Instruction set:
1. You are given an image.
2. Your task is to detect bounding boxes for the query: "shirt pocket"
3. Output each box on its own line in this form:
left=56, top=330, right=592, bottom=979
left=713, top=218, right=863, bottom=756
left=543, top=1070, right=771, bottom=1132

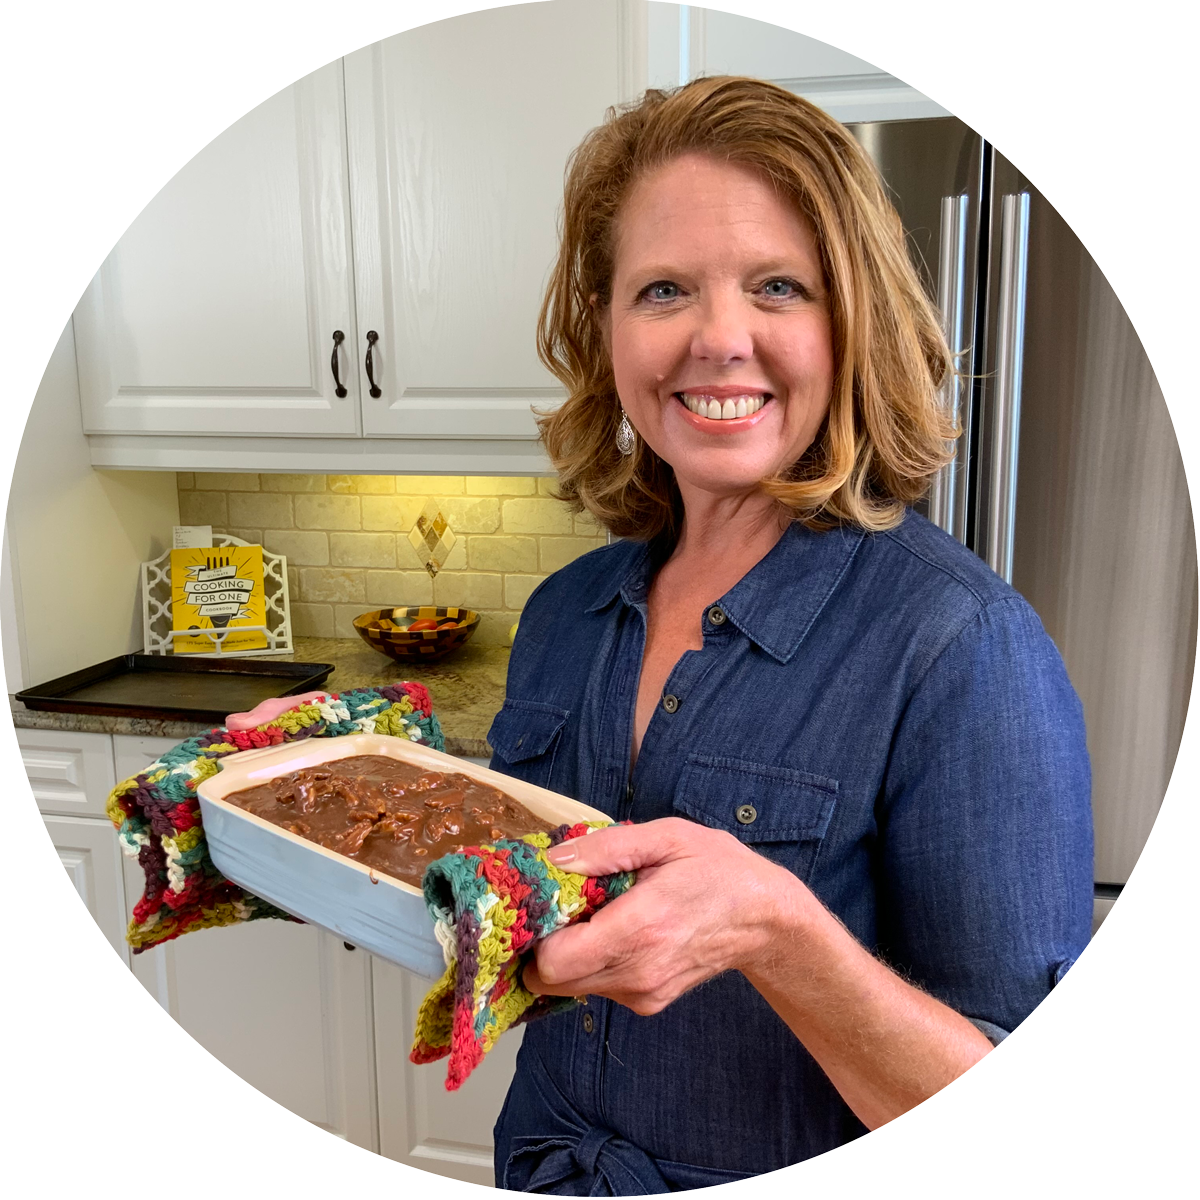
left=673, top=754, right=838, bottom=883
left=487, top=698, right=571, bottom=792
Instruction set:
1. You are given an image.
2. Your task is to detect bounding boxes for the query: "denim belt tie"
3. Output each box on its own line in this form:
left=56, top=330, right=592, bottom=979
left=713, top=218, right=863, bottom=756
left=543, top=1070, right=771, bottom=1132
left=503, top=1126, right=671, bottom=1195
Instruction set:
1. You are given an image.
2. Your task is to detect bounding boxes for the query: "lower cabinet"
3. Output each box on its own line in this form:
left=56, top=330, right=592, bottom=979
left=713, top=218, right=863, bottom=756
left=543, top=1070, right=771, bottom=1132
left=129, top=913, right=380, bottom=1148
left=21, top=727, right=519, bottom=1183
left=44, top=813, right=134, bottom=966
left=373, top=956, right=523, bottom=1185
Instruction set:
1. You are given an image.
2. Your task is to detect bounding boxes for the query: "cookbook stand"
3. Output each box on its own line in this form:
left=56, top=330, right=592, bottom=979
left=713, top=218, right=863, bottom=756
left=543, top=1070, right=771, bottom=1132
left=141, top=534, right=293, bottom=657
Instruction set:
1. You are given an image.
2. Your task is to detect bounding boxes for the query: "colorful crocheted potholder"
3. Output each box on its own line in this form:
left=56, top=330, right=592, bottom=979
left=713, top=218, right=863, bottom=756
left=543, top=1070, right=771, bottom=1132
left=106, top=683, right=443, bottom=952
left=410, top=821, right=635, bottom=1091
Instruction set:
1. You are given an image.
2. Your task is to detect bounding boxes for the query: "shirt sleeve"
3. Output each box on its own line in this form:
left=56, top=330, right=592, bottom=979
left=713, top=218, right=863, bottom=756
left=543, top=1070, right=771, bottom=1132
left=877, top=595, right=1094, bottom=1035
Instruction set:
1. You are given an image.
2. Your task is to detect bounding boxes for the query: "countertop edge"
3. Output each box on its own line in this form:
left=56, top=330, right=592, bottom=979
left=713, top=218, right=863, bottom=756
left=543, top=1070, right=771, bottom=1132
left=8, top=699, right=491, bottom=761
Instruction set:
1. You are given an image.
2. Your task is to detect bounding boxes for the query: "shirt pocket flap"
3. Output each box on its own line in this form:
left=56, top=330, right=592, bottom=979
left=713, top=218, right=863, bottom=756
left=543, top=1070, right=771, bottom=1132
left=488, top=699, right=570, bottom=764
left=674, top=754, right=838, bottom=843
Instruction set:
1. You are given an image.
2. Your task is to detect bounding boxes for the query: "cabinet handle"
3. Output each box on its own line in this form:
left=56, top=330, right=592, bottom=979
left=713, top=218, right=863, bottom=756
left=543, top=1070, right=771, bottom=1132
left=330, top=330, right=348, bottom=398
left=365, top=330, right=382, bottom=398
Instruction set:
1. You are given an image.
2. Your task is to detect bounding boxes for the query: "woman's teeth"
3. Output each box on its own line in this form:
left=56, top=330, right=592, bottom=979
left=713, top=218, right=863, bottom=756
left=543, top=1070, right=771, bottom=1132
left=681, top=394, right=766, bottom=420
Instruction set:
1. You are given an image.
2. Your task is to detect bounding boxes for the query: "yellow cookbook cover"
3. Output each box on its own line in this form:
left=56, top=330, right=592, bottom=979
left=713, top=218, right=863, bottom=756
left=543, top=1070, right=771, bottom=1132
left=170, top=545, right=268, bottom=654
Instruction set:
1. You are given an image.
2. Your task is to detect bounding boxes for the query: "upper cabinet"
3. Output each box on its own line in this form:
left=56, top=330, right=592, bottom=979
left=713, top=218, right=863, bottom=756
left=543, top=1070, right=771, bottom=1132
left=345, top=2, right=624, bottom=440
left=75, top=62, right=361, bottom=437
left=68, top=3, right=932, bottom=472
left=74, top=1, right=632, bottom=467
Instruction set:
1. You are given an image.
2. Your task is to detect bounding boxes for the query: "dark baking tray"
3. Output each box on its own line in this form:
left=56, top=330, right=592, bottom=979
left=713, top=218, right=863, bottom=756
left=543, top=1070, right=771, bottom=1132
left=15, top=655, right=336, bottom=724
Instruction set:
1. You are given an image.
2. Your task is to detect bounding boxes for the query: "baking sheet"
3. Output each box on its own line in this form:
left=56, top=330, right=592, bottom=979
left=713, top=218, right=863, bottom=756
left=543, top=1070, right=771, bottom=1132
left=15, top=654, right=336, bottom=723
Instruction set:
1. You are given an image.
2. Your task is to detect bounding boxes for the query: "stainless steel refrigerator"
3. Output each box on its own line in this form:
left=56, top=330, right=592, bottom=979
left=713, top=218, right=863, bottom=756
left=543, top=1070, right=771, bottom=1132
left=846, top=117, right=1197, bottom=927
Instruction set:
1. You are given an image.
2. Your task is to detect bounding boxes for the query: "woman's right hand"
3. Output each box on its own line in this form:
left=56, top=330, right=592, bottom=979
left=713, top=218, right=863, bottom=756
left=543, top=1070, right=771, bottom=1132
left=224, top=690, right=328, bottom=732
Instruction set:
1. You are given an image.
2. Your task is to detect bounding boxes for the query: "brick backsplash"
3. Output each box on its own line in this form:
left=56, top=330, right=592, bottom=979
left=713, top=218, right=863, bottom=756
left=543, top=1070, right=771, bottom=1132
left=176, top=474, right=606, bottom=646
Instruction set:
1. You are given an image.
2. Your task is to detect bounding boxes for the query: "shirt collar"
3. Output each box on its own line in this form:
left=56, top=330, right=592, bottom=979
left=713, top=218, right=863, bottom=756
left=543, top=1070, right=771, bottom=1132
left=584, top=522, right=867, bottom=664
left=584, top=538, right=655, bottom=614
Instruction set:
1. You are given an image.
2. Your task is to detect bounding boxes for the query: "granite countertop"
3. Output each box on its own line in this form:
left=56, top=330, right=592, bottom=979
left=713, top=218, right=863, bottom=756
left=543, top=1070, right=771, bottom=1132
left=8, top=637, right=509, bottom=759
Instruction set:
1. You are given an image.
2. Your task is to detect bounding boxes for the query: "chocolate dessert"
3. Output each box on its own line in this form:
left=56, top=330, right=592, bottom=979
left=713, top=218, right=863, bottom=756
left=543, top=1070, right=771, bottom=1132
left=224, top=755, right=548, bottom=887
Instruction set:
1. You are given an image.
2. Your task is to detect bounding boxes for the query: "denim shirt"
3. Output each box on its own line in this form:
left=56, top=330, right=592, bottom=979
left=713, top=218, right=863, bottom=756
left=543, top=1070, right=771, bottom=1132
left=488, top=511, right=1093, bottom=1187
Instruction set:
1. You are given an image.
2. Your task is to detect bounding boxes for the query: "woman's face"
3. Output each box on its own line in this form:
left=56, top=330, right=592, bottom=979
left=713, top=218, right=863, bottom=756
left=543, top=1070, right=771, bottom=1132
left=604, top=153, right=835, bottom=500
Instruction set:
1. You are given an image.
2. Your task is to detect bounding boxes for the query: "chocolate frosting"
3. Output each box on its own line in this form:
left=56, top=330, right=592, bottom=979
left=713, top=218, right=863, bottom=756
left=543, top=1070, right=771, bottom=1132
left=225, top=755, right=547, bottom=887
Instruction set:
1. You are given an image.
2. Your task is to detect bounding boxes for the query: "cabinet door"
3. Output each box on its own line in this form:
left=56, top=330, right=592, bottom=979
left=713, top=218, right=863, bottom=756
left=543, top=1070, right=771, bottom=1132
left=44, top=814, right=132, bottom=967
left=18, top=727, right=117, bottom=818
left=126, top=904, right=380, bottom=1151
left=114, top=736, right=379, bottom=1150
left=74, top=61, right=361, bottom=437
left=344, top=1, right=626, bottom=439
left=372, top=956, right=522, bottom=1186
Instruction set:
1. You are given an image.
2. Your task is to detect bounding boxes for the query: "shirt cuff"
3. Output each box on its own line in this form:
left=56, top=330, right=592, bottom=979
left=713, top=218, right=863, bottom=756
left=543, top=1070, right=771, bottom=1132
left=966, top=1017, right=1010, bottom=1046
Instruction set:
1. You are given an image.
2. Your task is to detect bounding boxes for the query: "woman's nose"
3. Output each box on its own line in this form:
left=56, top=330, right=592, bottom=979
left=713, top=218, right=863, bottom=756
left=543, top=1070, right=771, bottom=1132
left=690, top=292, right=754, bottom=364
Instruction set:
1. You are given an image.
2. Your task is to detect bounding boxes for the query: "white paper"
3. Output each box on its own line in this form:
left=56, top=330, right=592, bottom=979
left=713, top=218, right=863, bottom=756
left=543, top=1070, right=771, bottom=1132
left=173, top=524, right=213, bottom=548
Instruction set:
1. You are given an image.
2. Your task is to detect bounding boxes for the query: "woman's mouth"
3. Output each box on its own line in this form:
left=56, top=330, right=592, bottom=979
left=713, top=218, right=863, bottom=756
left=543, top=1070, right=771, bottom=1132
left=676, top=392, right=771, bottom=421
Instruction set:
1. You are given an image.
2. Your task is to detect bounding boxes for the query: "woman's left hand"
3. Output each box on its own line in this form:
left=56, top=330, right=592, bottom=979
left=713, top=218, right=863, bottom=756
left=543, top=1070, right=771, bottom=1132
left=224, top=690, right=329, bottom=732
left=524, top=817, right=799, bottom=1014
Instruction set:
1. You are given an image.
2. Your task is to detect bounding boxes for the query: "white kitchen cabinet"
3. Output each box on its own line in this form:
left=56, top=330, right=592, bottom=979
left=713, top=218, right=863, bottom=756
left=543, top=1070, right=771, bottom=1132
left=344, top=0, right=625, bottom=440
left=74, top=60, right=361, bottom=438
left=21, top=722, right=519, bottom=1179
left=131, top=917, right=381, bottom=1150
left=18, top=727, right=117, bottom=818
left=373, top=956, right=522, bottom=1185
left=77, top=2, right=634, bottom=471
left=44, top=814, right=133, bottom=966
left=20, top=726, right=131, bottom=963
left=113, top=735, right=381, bottom=1149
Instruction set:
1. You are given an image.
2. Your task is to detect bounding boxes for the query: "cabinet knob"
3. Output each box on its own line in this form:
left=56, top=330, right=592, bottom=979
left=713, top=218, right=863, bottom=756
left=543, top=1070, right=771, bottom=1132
left=330, top=330, right=348, bottom=398
left=365, top=330, right=382, bottom=399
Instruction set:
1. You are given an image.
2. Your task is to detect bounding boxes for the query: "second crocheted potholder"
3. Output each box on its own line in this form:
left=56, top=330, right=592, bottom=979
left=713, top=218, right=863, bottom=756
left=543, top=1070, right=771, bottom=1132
left=410, top=821, right=635, bottom=1091
left=106, top=683, right=443, bottom=952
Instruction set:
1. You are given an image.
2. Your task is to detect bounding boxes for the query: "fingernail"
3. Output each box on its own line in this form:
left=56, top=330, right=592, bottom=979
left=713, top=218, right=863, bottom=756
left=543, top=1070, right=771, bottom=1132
left=547, top=844, right=577, bottom=865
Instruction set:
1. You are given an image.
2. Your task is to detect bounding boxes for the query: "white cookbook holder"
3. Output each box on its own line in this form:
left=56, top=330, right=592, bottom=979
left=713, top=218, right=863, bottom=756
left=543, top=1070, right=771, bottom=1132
left=196, top=733, right=607, bottom=978
left=141, top=533, right=293, bottom=657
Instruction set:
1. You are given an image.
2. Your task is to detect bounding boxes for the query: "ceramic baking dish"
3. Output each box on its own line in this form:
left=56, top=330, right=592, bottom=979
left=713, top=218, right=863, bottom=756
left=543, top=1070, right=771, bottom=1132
left=196, top=733, right=607, bottom=978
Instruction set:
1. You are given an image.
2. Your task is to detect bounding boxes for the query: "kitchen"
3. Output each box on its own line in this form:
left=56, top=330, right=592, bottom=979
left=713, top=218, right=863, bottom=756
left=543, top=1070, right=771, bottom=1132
left=5, top=1, right=1195, bottom=1188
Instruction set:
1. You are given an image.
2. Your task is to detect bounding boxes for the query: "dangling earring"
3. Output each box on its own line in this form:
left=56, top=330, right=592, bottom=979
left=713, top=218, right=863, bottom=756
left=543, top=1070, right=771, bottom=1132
left=616, top=410, right=636, bottom=456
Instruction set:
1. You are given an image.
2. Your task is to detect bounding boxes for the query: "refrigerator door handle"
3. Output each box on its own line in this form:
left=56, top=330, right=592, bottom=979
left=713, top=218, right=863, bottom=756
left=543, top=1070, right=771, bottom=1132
left=929, top=193, right=971, bottom=542
left=985, top=192, right=1031, bottom=583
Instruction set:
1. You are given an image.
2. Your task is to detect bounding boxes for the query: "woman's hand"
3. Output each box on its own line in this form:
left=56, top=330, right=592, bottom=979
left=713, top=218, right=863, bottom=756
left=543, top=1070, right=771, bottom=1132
left=524, top=817, right=798, bottom=1014
left=224, top=690, right=329, bottom=732
left=528, top=814, right=993, bottom=1130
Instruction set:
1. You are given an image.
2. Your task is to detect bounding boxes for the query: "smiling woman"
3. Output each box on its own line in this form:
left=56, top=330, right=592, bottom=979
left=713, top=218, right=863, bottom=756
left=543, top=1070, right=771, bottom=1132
left=606, top=153, right=836, bottom=498
left=538, top=77, right=956, bottom=540
left=486, top=76, right=1093, bottom=1193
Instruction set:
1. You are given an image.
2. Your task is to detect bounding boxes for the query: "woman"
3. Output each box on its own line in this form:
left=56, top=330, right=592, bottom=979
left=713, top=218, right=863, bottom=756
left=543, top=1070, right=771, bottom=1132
left=485, top=77, right=1093, bottom=1193
left=232, top=71, right=1089, bottom=1191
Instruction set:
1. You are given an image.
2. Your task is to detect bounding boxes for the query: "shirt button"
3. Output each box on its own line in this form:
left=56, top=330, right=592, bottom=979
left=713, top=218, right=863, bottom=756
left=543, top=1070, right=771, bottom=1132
left=583, top=1012, right=595, bottom=1033
left=707, top=606, right=727, bottom=625
left=662, top=694, right=680, bottom=714
left=735, top=804, right=757, bottom=825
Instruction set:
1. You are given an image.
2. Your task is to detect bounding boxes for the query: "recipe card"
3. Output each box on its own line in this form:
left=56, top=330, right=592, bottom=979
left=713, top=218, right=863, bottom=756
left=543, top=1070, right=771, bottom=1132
left=170, top=544, right=268, bottom=654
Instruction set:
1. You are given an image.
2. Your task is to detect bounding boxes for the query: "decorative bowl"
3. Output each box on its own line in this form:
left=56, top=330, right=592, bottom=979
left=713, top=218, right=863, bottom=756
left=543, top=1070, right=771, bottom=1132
left=196, top=733, right=608, bottom=977
left=352, top=605, right=479, bottom=663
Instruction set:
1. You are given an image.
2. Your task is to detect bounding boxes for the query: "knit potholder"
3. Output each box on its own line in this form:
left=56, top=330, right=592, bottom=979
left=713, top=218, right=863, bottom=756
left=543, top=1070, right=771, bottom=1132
left=105, top=683, right=443, bottom=952
left=410, top=821, right=635, bottom=1091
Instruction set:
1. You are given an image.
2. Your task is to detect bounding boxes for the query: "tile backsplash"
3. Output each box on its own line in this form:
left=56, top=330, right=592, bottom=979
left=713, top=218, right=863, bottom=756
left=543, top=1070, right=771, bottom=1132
left=176, top=474, right=606, bottom=645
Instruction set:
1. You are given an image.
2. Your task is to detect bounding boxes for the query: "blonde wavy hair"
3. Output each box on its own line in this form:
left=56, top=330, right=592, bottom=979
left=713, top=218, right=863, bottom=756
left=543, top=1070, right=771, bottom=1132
left=536, top=76, right=957, bottom=540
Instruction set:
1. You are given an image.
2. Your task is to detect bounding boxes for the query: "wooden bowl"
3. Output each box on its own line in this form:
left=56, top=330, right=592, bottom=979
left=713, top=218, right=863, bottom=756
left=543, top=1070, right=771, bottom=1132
left=352, top=606, right=480, bottom=663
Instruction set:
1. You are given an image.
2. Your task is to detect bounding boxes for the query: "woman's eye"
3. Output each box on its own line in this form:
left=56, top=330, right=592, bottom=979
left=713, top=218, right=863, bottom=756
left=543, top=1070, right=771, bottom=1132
left=642, top=281, right=681, bottom=303
left=760, top=278, right=802, bottom=299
